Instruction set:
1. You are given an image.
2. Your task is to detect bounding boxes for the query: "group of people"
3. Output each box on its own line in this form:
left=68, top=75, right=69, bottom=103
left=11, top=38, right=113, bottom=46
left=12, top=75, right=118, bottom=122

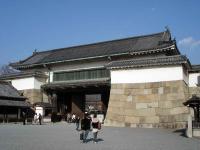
left=79, top=112, right=101, bottom=143
left=33, top=113, right=42, bottom=125
left=21, top=111, right=42, bottom=125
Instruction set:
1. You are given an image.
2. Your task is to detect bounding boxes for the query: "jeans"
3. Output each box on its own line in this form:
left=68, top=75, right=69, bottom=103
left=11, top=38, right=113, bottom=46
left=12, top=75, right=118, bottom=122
left=93, top=131, right=98, bottom=142
left=76, top=123, right=79, bottom=130
left=83, top=130, right=89, bottom=142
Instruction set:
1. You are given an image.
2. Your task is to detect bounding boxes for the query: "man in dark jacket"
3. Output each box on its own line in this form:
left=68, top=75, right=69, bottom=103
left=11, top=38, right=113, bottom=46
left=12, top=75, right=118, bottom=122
left=81, top=113, right=91, bottom=143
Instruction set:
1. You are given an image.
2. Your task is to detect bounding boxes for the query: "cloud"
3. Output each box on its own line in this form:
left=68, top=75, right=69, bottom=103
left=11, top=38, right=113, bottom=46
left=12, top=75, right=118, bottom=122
left=178, top=37, right=200, bottom=49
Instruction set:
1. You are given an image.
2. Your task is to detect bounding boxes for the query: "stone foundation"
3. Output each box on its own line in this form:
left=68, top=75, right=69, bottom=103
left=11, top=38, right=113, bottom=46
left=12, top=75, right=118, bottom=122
left=105, top=80, right=190, bottom=128
left=21, top=89, right=43, bottom=104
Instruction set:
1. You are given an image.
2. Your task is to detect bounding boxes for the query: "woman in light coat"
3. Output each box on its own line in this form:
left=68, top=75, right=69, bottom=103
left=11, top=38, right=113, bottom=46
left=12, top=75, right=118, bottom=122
left=91, top=114, right=101, bottom=143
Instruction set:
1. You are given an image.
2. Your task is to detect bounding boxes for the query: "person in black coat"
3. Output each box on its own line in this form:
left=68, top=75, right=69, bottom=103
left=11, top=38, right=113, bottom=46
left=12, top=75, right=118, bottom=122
left=38, top=113, right=42, bottom=125
left=75, top=116, right=80, bottom=130
left=81, top=113, right=91, bottom=143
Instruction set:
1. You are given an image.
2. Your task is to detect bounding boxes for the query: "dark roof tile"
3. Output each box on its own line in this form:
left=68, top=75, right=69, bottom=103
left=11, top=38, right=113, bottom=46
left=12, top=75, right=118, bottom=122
left=106, top=55, right=190, bottom=69
left=11, top=30, right=179, bottom=69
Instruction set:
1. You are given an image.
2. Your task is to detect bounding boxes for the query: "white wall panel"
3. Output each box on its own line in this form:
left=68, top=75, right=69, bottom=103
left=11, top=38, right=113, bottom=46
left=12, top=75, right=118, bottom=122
left=111, top=66, right=185, bottom=84
left=189, top=73, right=200, bottom=87
left=12, top=77, right=35, bottom=90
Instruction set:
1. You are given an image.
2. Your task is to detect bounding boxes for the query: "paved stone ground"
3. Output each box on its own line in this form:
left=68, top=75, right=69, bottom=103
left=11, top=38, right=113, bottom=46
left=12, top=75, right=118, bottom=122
left=0, top=122, right=199, bottom=150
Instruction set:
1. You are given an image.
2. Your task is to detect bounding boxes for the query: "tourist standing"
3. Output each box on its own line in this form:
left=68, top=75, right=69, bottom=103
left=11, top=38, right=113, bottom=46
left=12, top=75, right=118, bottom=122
left=92, top=114, right=101, bottom=143
left=80, top=113, right=91, bottom=143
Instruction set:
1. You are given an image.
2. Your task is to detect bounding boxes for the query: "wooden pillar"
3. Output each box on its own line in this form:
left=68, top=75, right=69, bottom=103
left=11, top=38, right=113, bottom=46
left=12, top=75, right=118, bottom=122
left=197, top=105, right=200, bottom=122
left=3, top=107, right=5, bottom=123
left=52, top=93, right=57, bottom=113
left=17, top=108, right=21, bottom=120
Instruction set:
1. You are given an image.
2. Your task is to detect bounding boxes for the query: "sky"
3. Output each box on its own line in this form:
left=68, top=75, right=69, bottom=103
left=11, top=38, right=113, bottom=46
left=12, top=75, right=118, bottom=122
left=0, top=0, right=200, bottom=66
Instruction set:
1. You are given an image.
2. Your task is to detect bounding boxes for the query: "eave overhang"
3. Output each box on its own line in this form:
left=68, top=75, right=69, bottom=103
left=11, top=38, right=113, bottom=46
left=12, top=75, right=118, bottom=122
left=106, top=55, right=191, bottom=70
left=11, top=44, right=178, bottom=70
left=41, top=78, right=110, bottom=91
left=0, top=71, right=47, bottom=80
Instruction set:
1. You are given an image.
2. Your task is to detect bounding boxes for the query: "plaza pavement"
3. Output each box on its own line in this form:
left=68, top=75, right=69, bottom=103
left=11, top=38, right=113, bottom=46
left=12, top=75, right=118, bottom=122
left=0, top=122, right=199, bottom=150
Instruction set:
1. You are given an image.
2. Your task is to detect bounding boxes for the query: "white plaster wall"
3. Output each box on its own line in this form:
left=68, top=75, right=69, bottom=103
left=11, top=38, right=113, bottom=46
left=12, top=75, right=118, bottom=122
left=11, top=77, right=45, bottom=90
left=189, top=73, right=200, bottom=87
left=34, top=78, right=46, bottom=89
left=11, top=77, right=35, bottom=90
left=111, top=66, right=186, bottom=84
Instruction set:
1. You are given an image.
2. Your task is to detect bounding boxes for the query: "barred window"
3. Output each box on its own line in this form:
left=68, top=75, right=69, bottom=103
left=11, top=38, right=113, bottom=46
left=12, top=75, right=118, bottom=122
left=53, top=68, right=110, bottom=82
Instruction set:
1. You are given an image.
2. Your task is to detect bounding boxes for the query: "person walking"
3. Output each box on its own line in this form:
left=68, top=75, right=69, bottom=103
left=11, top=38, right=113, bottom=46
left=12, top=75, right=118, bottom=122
left=91, top=114, right=101, bottom=143
left=75, top=116, right=80, bottom=130
left=38, top=113, right=42, bottom=125
left=80, top=113, right=91, bottom=143
left=22, top=111, right=26, bottom=125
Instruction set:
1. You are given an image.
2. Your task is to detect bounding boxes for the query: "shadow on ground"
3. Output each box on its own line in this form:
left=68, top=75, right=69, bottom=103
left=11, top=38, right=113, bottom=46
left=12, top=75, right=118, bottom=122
left=173, top=129, right=187, bottom=138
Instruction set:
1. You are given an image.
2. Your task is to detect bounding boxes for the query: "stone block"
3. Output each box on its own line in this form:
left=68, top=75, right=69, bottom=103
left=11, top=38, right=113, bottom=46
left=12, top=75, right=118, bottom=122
left=136, top=103, right=148, bottom=109
left=124, top=109, right=136, bottom=116
left=110, top=89, right=124, bottom=95
left=158, top=87, right=164, bottom=94
left=159, top=101, right=172, bottom=108
left=159, top=115, right=174, bottom=123
left=156, top=108, right=171, bottom=116
left=164, top=87, right=171, bottom=94
left=135, top=94, right=159, bottom=103
left=135, top=108, right=156, bottom=117
left=140, top=116, right=159, bottom=123
left=150, top=82, right=160, bottom=88
left=136, top=102, right=158, bottom=109
left=126, top=96, right=132, bottom=102
left=108, top=101, right=125, bottom=107
left=124, top=102, right=135, bottom=109
left=143, top=89, right=152, bottom=95
left=148, top=102, right=158, bottom=108
left=173, top=114, right=188, bottom=122
left=172, top=87, right=178, bottom=93
left=152, top=88, right=158, bottom=94
left=170, top=107, right=189, bottom=115
left=125, top=116, right=140, bottom=123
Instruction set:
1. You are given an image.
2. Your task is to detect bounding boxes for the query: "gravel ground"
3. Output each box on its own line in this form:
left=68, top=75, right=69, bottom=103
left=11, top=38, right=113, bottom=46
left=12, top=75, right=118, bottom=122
left=0, top=122, right=199, bottom=150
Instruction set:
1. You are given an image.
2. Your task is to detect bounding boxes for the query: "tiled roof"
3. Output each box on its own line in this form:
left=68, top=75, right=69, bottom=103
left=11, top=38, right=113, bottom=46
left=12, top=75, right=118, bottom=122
left=0, top=81, right=26, bottom=99
left=0, top=81, right=30, bottom=107
left=0, top=71, right=47, bottom=80
left=0, top=99, right=30, bottom=107
left=106, top=55, right=191, bottom=69
left=190, top=65, right=200, bottom=72
left=10, top=30, right=179, bottom=69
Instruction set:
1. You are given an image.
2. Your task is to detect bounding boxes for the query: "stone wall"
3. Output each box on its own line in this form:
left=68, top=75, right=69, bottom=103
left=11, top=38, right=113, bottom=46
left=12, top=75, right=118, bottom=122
left=21, top=89, right=43, bottom=104
left=105, top=80, right=190, bottom=128
left=189, top=87, right=200, bottom=97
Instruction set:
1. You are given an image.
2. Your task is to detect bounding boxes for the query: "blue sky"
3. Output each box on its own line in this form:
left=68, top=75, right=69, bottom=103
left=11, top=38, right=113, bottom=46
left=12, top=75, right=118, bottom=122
left=0, top=0, right=200, bottom=66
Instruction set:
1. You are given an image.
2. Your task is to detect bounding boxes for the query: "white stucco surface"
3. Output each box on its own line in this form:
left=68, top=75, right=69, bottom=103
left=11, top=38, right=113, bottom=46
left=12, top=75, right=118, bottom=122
left=11, top=77, right=45, bottom=90
left=189, top=73, right=200, bottom=87
left=111, top=66, right=186, bottom=84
